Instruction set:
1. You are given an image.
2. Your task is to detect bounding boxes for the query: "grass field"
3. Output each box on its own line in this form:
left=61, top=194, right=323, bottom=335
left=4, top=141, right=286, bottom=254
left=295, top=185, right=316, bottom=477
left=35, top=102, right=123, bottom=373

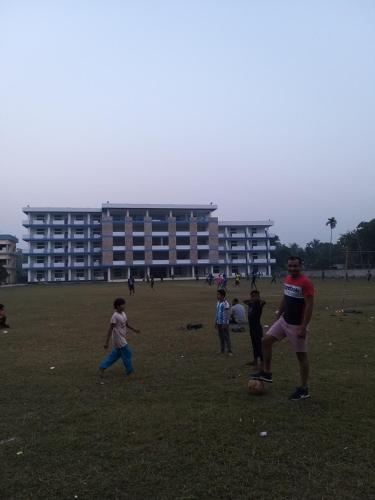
left=1, top=278, right=374, bottom=500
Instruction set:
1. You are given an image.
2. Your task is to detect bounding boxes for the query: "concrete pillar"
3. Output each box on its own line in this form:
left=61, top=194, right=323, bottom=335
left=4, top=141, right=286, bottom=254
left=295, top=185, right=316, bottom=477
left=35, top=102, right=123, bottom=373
left=192, top=265, right=195, bottom=278
left=107, top=268, right=111, bottom=281
left=68, top=269, right=72, bottom=281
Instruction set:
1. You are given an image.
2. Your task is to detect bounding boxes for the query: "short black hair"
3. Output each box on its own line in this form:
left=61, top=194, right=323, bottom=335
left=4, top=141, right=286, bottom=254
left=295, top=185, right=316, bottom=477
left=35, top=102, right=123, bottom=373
left=0, top=304, right=4, bottom=309
left=232, top=298, right=239, bottom=304
left=113, top=298, right=126, bottom=308
left=217, top=289, right=226, bottom=298
left=288, top=255, right=302, bottom=264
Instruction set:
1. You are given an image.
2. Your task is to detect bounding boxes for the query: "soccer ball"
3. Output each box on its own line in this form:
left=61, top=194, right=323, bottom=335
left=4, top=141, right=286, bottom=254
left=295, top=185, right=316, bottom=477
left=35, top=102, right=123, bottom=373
left=248, top=379, right=265, bottom=395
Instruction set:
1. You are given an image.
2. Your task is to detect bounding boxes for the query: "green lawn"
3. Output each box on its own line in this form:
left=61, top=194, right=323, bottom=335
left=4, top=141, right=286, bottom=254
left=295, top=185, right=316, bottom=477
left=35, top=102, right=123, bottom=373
left=0, top=279, right=374, bottom=499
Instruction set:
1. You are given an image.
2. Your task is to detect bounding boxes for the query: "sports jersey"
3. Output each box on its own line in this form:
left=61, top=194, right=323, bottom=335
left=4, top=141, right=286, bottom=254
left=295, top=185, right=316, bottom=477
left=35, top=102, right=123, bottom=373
left=283, top=274, right=314, bottom=325
left=216, top=300, right=230, bottom=325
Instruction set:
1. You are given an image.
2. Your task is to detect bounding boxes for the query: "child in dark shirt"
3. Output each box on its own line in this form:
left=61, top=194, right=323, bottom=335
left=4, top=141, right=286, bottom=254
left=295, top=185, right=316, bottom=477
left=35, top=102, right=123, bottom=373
left=243, top=290, right=265, bottom=366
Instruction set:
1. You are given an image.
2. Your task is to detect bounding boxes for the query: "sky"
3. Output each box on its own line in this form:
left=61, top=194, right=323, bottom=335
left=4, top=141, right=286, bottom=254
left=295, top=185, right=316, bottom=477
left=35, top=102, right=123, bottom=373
left=1, top=0, right=375, bottom=248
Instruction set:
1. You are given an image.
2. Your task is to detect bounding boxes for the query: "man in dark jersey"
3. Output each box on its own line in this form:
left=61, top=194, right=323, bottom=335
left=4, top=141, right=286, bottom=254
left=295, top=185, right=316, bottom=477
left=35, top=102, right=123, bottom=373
left=250, top=256, right=314, bottom=400
left=243, top=290, right=265, bottom=366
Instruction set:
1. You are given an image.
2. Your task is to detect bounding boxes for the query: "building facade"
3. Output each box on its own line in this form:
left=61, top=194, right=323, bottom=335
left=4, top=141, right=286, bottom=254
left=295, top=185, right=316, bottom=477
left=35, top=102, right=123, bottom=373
left=0, top=234, right=18, bottom=284
left=22, top=204, right=275, bottom=282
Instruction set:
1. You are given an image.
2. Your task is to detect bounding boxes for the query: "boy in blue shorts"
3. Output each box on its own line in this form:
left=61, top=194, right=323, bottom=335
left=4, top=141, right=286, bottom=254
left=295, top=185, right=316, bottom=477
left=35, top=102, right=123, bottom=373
left=99, top=298, right=141, bottom=380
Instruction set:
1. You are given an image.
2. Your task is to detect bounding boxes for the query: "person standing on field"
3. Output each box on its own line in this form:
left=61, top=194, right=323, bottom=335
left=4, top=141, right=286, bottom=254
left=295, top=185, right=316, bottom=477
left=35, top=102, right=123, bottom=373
left=99, top=298, right=141, bottom=380
left=250, top=256, right=314, bottom=400
left=215, top=289, right=233, bottom=355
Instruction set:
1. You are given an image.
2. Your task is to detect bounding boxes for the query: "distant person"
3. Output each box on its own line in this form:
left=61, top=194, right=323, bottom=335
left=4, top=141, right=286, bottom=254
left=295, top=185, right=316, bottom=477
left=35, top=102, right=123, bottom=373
left=146, top=274, right=150, bottom=283
left=250, top=256, right=314, bottom=401
left=367, top=270, right=372, bottom=282
left=160, top=276, right=164, bottom=283
left=270, top=272, right=277, bottom=284
left=208, top=273, right=213, bottom=286
left=230, top=298, right=246, bottom=332
left=0, top=304, right=10, bottom=329
left=321, top=270, right=325, bottom=280
left=251, top=271, right=257, bottom=290
left=215, top=289, right=232, bottom=355
left=230, top=298, right=246, bottom=324
left=150, top=276, right=155, bottom=290
left=243, top=291, right=265, bottom=367
left=127, top=276, right=135, bottom=295
left=222, top=273, right=227, bottom=289
left=99, top=298, right=141, bottom=380
left=235, top=273, right=240, bottom=287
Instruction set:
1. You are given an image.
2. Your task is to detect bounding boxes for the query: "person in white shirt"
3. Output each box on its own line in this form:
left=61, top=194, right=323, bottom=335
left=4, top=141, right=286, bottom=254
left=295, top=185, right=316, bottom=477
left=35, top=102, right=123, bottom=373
left=99, top=297, right=141, bottom=380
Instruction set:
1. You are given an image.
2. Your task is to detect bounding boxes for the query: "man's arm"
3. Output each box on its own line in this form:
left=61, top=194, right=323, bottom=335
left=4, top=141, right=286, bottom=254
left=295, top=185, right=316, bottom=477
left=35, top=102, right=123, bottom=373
left=104, top=324, right=114, bottom=349
left=126, top=321, right=141, bottom=333
left=276, top=297, right=285, bottom=319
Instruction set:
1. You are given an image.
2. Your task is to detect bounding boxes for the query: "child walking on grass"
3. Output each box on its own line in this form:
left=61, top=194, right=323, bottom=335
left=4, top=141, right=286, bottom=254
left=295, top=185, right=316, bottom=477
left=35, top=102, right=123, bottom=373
left=99, top=298, right=141, bottom=380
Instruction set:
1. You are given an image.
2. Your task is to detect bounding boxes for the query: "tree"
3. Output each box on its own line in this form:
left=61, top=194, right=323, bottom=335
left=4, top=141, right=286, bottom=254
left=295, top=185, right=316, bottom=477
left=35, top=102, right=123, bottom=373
left=326, top=217, right=337, bottom=268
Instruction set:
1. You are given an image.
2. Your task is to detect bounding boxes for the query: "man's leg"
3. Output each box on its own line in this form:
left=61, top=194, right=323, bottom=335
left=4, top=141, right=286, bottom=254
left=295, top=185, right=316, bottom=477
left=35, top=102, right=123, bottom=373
left=120, top=345, right=134, bottom=375
left=217, top=326, right=225, bottom=353
left=223, top=326, right=232, bottom=353
left=262, top=335, right=278, bottom=373
left=296, top=352, right=309, bottom=387
left=99, top=348, right=121, bottom=377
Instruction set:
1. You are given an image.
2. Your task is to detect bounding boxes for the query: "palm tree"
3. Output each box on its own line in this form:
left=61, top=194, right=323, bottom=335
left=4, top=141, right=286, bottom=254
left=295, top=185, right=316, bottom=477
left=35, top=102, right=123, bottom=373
left=326, top=217, right=337, bottom=268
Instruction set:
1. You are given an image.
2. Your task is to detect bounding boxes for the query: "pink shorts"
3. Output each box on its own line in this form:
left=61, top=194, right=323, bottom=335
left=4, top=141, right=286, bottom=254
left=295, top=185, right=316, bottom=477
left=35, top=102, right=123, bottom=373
left=266, top=316, right=307, bottom=353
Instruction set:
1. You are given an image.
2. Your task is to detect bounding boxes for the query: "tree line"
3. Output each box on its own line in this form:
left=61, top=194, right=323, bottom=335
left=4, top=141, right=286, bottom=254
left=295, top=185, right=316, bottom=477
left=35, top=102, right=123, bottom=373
left=273, top=218, right=375, bottom=270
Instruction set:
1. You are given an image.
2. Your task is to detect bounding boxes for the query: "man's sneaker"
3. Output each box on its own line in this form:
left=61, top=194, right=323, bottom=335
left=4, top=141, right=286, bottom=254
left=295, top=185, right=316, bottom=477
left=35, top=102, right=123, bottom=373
left=250, top=370, right=273, bottom=383
left=289, top=386, right=310, bottom=400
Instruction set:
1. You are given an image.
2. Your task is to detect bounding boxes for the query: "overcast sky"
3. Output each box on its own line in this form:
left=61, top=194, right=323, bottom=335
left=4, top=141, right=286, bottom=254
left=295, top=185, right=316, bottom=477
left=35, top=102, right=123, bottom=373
left=1, top=0, right=374, bottom=247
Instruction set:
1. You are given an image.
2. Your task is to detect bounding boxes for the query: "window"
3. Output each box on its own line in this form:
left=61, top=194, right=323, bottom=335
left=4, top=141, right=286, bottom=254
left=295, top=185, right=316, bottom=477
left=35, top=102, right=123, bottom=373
left=198, top=250, right=209, bottom=260
left=36, top=271, right=45, bottom=280
left=176, top=237, right=190, bottom=246
left=76, top=271, right=85, bottom=278
left=75, top=215, right=84, bottom=222
left=75, top=243, right=84, bottom=249
left=93, top=215, right=101, bottom=223
left=36, top=256, right=45, bottom=264
left=213, top=266, right=220, bottom=274
left=36, top=215, right=45, bottom=222
left=55, top=271, right=63, bottom=279
left=76, top=256, right=84, bottom=263
left=53, top=215, right=63, bottom=221
left=197, top=236, right=208, bottom=245
left=54, top=242, right=63, bottom=249
left=113, top=223, right=124, bottom=232
left=252, top=242, right=258, bottom=247
left=94, top=270, right=102, bottom=277
left=113, top=237, right=125, bottom=246
left=231, top=254, right=238, bottom=260
left=93, top=243, right=101, bottom=249
left=133, top=237, right=144, bottom=246
left=133, top=251, right=145, bottom=261
left=36, top=229, right=45, bottom=235
left=252, top=254, right=258, bottom=260
left=75, top=229, right=84, bottom=235
left=152, top=251, right=168, bottom=260
left=197, top=223, right=207, bottom=232
left=54, top=229, right=63, bottom=235
left=231, top=242, right=238, bottom=248
left=93, top=230, right=101, bottom=237
left=36, top=243, right=45, bottom=249
left=177, top=250, right=190, bottom=260
left=54, top=256, right=63, bottom=263
left=113, top=252, right=125, bottom=261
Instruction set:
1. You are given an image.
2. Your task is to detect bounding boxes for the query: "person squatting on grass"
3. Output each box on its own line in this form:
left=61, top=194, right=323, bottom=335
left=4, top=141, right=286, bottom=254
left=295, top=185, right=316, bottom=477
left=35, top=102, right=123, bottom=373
left=0, top=304, right=10, bottom=329
left=99, top=298, right=141, bottom=380
left=243, top=290, right=266, bottom=367
left=250, top=256, right=314, bottom=401
left=215, top=289, right=233, bottom=355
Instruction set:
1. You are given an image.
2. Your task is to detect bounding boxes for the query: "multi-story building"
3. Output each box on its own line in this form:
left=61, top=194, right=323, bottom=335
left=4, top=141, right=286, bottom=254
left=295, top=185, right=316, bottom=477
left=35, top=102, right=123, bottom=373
left=22, top=204, right=275, bottom=282
left=0, top=234, right=18, bottom=284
